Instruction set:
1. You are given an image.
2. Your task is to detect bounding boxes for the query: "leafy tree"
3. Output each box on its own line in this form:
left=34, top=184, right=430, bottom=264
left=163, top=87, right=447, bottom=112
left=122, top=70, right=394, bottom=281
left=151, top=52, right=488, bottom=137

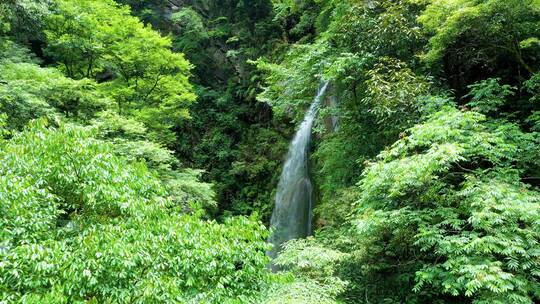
left=44, top=0, right=196, bottom=146
left=255, top=40, right=327, bottom=119
left=525, top=73, right=540, bottom=131
left=0, top=59, right=106, bottom=130
left=351, top=106, right=540, bottom=303
left=0, top=0, right=51, bottom=43
left=0, top=4, right=11, bottom=35
left=0, top=122, right=271, bottom=303
left=464, top=78, right=516, bottom=114
left=419, top=0, right=540, bottom=93
left=260, top=238, right=348, bottom=304
left=362, top=57, right=431, bottom=132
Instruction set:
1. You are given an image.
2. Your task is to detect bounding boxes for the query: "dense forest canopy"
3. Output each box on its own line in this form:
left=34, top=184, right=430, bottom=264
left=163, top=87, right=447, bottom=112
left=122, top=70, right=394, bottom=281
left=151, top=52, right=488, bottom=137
left=0, top=0, right=539, bottom=303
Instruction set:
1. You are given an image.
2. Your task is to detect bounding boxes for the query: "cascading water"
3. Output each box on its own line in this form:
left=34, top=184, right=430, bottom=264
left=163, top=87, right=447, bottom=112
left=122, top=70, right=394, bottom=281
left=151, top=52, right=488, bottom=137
left=267, top=82, right=329, bottom=261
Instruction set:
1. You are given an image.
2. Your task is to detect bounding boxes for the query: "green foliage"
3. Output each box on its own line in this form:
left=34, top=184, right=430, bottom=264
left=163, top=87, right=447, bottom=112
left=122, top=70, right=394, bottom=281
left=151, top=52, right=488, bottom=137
left=0, top=40, right=36, bottom=64
left=465, top=78, right=516, bottom=114
left=257, top=0, right=438, bottom=231
left=171, top=7, right=209, bottom=55
left=44, top=0, right=195, bottom=146
left=0, top=0, right=51, bottom=42
left=525, top=73, right=540, bottom=130
left=0, top=3, right=282, bottom=302
left=0, top=4, right=11, bottom=35
left=352, top=107, right=540, bottom=303
left=174, top=87, right=284, bottom=219
left=270, top=0, right=328, bottom=41
left=0, top=61, right=55, bottom=129
left=90, top=110, right=219, bottom=213
left=275, top=238, right=348, bottom=280
left=255, top=40, right=328, bottom=119
left=311, top=97, right=395, bottom=211
left=0, top=122, right=271, bottom=303
left=227, top=126, right=290, bottom=220
left=261, top=278, right=345, bottom=304
left=362, top=57, right=430, bottom=130
left=260, top=238, right=348, bottom=304
left=164, top=169, right=218, bottom=213
left=419, top=0, right=540, bottom=77
left=325, top=0, right=426, bottom=61
left=0, top=59, right=106, bottom=130
left=525, top=72, right=540, bottom=106
left=414, top=175, right=540, bottom=303
left=91, top=111, right=178, bottom=169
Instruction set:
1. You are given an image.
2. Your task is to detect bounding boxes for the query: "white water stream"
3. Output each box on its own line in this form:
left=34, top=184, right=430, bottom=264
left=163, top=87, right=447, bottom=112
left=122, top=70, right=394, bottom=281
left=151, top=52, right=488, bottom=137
left=268, top=82, right=329, bottom=260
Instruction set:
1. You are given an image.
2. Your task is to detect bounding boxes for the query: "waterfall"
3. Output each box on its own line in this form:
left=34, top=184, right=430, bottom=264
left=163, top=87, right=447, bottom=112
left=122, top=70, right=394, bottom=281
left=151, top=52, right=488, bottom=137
left=267, top=82, right=329, bottom=261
